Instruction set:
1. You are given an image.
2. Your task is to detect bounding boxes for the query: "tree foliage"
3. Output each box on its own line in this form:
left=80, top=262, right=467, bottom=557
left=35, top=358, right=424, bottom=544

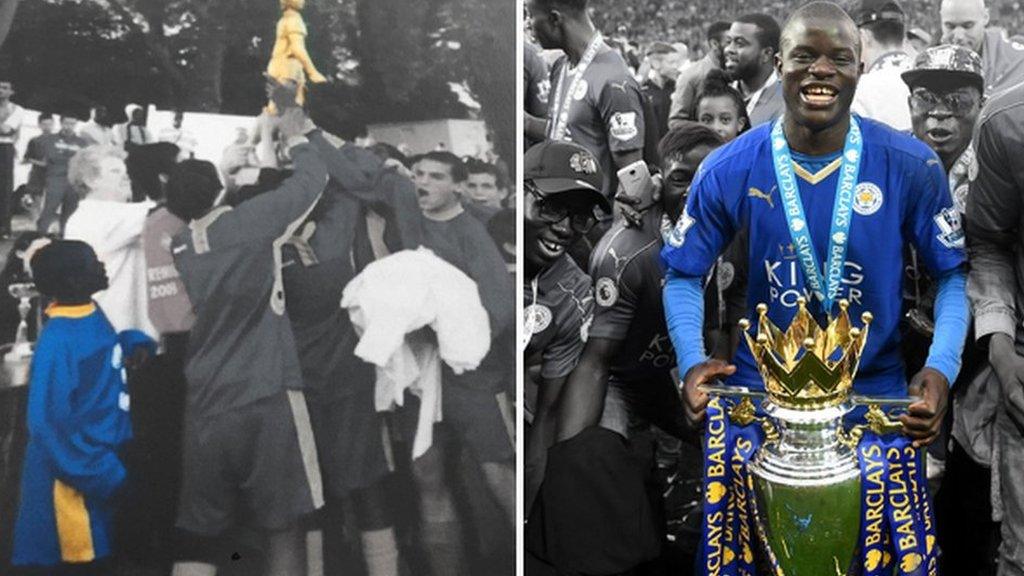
left=0, top=0, right=513, bottom=160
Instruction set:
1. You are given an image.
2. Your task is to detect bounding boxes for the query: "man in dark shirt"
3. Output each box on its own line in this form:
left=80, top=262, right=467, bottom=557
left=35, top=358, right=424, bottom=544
left=522, top=140, right=608, bottom=513
left=36, top=113, right=87, bottom=234
left=570, top=122, right=738, bottom=448
left=170, top=107, right=328, bottom=576
left=641, top=42, right=683, bottom=142
left=23, top=113, right=55, bottom=210
left=408, top=151, right=516, bottom=572
left=527, top=0, right=648, bottom=205
left=965, top=78, right=1024, bottom=576
left=525, top=41, right=551, bottom=150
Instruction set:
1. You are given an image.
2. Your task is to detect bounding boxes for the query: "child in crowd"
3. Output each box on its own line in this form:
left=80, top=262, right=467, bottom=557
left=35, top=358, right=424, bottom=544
left=11, top=240, right=149, bottom=575
left=693, top=68, right=750, bottom=143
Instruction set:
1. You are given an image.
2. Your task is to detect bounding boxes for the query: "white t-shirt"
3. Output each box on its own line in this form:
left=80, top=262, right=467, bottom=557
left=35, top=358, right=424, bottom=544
left=65, top=198, right=158, bottom=339
left=852, top=51, right=913, bottom=132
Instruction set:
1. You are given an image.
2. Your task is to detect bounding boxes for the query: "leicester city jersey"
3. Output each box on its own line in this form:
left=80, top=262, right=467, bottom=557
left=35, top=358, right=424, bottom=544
left=661, top=116, right=966, bottom=398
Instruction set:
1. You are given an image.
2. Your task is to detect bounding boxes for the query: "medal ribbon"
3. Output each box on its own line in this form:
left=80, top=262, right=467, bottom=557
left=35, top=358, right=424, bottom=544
left=548, top=33, right=604, bottom=141
left=769, top=117, right=863, bottom=316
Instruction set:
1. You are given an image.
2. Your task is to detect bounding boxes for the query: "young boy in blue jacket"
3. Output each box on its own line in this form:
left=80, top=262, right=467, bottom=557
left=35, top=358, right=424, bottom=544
left=12, top=240, right=151, bottom=574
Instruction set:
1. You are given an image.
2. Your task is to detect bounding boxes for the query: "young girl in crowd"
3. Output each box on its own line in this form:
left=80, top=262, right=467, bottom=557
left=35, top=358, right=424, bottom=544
left=693, top=68, right=750, bottom=143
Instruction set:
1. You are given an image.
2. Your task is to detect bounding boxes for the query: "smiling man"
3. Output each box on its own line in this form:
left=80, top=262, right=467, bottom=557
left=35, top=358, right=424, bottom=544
left=522, top=140, right=608, bottom=512
left=662, top=1, right=969, bottom=449
left=723, top=13, right=785, bottom=128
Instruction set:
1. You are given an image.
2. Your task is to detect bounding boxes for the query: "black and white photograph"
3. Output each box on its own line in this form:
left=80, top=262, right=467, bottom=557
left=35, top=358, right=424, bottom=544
left=0, top=1, right=516, bottom=575
left=523, top=0, right=1024, bottom=574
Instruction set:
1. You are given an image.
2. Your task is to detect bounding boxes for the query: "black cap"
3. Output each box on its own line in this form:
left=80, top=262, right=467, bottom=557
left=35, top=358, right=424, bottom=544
left=854, top=0, right=904, bottom=26
left=30, top=240, right=108, bottom=303
left=524, top=140, right=610, bottom=213
left=901, top=44, right=984, bottom=93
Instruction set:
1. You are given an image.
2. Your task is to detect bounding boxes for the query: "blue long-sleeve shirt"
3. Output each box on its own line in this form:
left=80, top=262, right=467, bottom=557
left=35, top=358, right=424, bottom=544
left=13, top=303, right=136, bottom=566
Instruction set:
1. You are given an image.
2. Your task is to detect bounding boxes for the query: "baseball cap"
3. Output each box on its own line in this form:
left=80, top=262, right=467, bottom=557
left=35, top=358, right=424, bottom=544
left=854, top=0, right=904, bottom=26
left=901, top=44, right=984, bottom=92
left=524, top=140, right=610, bottom=213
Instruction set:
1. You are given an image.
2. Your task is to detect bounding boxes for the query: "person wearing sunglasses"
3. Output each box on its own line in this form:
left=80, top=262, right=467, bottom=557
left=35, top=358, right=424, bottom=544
left=523, top=139, right=608, bottom=519
left=902, top=44, right=999, bottom=576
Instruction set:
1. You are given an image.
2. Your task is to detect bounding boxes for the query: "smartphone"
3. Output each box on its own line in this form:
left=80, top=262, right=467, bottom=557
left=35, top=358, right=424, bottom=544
left=617, top=160, right=656, bottom=205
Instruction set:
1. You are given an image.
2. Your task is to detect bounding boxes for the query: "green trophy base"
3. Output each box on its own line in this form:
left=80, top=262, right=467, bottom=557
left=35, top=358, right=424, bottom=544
left=754, top=475, right=862, bottom=575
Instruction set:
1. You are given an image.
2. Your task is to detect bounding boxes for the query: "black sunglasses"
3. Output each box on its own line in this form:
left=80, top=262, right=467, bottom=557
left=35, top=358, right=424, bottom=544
left=526, top=182, right=600, bottom=234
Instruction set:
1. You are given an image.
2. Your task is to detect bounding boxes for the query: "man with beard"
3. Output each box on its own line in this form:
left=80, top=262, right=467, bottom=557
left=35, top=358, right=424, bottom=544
left=526, top=0, right=648, bottom=207
left=522, top=140, right=607, bottom=514
left=663, top=2, right=968, bottom=452
left=941, top=0, right=1024, bottom=95
left=902, top=44, right=997, bottom=576
left=670, top=21, right=731, bottom=126
left=723, top=14, right=785, bottom=128
left=964, top=69, right=1024, bottom=576
left=852, top=0, right=914, bottom=131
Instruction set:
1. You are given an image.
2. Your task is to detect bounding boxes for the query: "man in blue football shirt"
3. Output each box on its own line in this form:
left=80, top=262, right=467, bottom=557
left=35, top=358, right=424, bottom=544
left=662, top=1, right=969, bottom=447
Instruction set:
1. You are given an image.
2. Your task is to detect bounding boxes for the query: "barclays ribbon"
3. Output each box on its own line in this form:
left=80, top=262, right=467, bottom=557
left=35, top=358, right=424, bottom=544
left=700, top=396, right=764, bottom=576
left=858, top=434, right=892, bottom=576
left=903, top=444, right=938, bottom=575
left=769, top=117, right=863, bottom=316
left=702, top=396, right=732, bottom=575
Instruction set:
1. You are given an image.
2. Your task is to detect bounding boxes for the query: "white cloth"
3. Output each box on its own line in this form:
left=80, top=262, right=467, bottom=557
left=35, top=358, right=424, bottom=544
left=851, top=51, right=913, bottom=132
left=65, top=199, right=158, bottom=339
left=341, top=247, right=491, bottom=458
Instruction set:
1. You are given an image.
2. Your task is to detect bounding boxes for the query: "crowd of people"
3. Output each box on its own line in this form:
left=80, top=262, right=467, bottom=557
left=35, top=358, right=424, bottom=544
left=586, top=0, right=1024, bottom=54
left=0, top=76, right=515, bottom=576
left=524, top=0, right=1024, bottom=574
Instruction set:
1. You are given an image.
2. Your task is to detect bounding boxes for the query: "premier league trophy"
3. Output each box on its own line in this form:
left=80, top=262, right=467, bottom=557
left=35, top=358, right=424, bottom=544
left=701, top=298, right=926, bottom=575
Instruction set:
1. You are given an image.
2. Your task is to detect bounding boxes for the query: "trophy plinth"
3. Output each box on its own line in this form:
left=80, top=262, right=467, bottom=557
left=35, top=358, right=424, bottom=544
left=2, top=282, right=37, bottom=389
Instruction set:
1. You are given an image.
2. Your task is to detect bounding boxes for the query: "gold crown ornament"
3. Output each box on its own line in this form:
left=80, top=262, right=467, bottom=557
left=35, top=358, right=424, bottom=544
left=739, top=298, right=872, bottom=410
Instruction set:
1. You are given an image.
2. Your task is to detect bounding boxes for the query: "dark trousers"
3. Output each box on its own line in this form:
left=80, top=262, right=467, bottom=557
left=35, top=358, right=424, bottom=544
left=935, top=439, right=1000, bottom=576
left=0, top=143, right=14, bottom=235
left=36, top=178, right=77, bottom=234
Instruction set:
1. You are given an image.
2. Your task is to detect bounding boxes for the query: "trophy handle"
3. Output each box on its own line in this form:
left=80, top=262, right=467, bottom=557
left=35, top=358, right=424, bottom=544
left=728, top=396, right=780, bottom=442
left=841, top=404, right=904, bottom=449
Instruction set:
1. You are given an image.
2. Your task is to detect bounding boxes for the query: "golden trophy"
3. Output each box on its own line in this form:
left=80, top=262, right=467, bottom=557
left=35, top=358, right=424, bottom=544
left=701, top=299, right=924, bottom=575
left=266, top=0, right=327, bottom=113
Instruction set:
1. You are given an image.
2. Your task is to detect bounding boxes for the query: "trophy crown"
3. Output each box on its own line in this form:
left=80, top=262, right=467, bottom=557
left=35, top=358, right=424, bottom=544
left=740, top=298, right=871, bottom=410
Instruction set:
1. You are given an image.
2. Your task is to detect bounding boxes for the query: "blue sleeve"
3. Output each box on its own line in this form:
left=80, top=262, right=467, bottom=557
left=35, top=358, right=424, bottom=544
left=117, top=329, right=157, bottom=358
left=27, top=326, right=126, bottom=500
left=905, top=149, right=967, bottom=275
left=925, top=268, right=969, bottom=386
left=659, top=160, right=736, bottom=278
left=664, top=269, right=707, bottom=379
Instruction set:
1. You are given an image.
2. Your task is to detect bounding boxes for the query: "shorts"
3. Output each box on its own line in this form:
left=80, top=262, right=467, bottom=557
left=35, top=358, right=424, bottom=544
left=305, top=382, right=392, bottom=499
left=391, top=384, right=515, bottom=464
left=176, top=390, right=323, bottom=536
left=599, top=371, right=689, bottom=441
left=443, top=384, right=515, bottom=463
